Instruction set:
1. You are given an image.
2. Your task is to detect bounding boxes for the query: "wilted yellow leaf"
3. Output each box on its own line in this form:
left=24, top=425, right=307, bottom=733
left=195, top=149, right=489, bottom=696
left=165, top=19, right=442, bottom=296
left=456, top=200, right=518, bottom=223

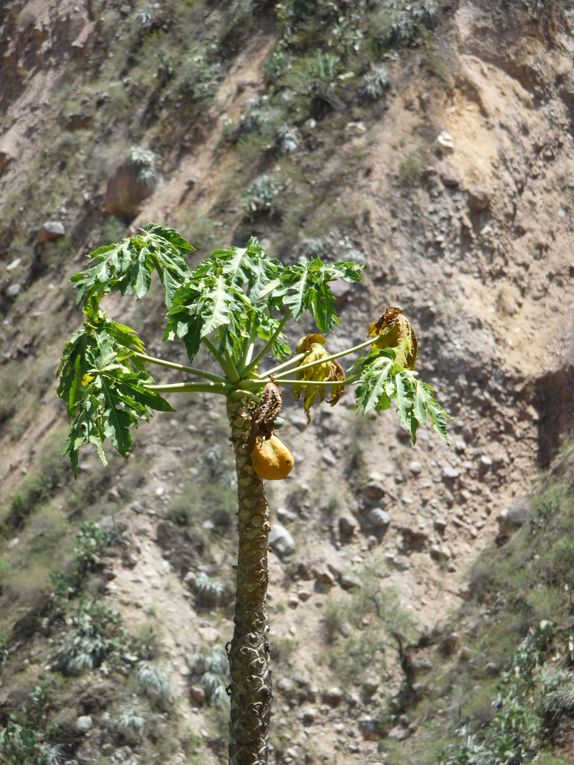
left=293, top=334, right=345, bottom=420
left=368, top=307, right=418, bottom=369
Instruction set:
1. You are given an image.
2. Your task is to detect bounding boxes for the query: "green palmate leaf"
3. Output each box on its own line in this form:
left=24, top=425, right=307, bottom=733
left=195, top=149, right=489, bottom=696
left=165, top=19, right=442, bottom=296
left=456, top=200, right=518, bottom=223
left=71, top=224, right=194, bottom=308
left=354, top=350, right=448, bottom=444
left=255, top=313, right=291, bottom=360
left=145, top=223, right=194, bottom=252
left=277, top=257, right=364, bottom=332
left=201, top=275, right=233, bottom=336
left=165, top=238, right=288, bottom=365
left=57, top=314, right=173, bottom=472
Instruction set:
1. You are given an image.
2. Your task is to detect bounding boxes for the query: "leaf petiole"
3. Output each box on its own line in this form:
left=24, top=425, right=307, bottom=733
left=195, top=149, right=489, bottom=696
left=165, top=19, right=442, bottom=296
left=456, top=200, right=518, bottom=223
left=245, top=314, right=290, bottom=374
left=146, top=381, right=230, bottom=395
left=270, top=337, right=377, bottom=380
left=134, top=351, right=226, bottom=383
left=273, top=378, right=356, bottom=387
left=204, top=338, right=240, bottom=382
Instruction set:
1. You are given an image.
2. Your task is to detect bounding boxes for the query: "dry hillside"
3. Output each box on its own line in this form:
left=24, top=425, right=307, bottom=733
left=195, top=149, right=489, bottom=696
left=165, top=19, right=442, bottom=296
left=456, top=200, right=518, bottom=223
left=1, top=1, right=574, bottom=764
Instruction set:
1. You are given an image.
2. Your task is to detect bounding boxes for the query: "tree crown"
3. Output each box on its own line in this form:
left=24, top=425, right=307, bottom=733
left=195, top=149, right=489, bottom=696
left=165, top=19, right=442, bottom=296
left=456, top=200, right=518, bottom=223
left=58, top=225, right=448, bottom=471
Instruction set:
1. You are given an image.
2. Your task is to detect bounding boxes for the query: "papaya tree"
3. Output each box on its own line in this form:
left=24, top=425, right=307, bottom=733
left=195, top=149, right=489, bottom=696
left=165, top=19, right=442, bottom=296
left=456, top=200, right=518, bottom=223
left=57, top=225, right=448, bottom=765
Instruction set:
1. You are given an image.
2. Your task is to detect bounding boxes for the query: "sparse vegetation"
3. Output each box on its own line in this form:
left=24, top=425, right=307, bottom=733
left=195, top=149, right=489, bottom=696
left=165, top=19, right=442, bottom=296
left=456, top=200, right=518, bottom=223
left=52, top=598, right=127, bottom=676
left=136, top=662, right=173, bottom=710
left=193, top=646, right=231, bottom=708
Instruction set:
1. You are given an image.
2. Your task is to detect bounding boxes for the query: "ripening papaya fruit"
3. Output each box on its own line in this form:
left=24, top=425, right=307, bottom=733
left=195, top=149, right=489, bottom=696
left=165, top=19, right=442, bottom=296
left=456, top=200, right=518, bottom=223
left=251, top=434, right=295, bottom=480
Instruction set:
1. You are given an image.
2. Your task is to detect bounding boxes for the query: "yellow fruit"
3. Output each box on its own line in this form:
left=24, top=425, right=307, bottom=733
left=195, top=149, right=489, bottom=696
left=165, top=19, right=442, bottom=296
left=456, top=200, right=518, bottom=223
left=251, top=434, right=295, bottom=480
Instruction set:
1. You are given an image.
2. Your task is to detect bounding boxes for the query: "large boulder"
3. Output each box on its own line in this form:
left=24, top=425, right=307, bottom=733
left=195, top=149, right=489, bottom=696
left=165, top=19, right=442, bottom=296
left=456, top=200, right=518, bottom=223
left=105, top=147, right=158, bottom=220
left=269, top=521, right=295, bottom=557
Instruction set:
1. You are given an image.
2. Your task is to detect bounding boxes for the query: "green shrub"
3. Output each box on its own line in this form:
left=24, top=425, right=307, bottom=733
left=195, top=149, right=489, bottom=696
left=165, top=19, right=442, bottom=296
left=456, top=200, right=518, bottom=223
left=283, top=51, right=341, bottom=100
left=192, top=646, right=230, bottom=707
left=126, top=146, right=157, bottom=187
left=0, top=719, right=63, bottom=765
left=52, top=599, right=127, bottom=676
left=243, top=174, right=283, bottom=217
left=8, top=433, right=68, bottom=528
left=74, top=519, right=118, bottom=571
left=116, top=708, right=146, bottom=741
left=193, top=572, right=226, bottom=607
left=399, top=153, right=425, bottom=185
left=443, top=621, right=556, bottom=764
left=136, top=662, right=173, bottom=710
left=359, top=65, right=390, bottom=101
left=177, top=54, right=223, bottom=101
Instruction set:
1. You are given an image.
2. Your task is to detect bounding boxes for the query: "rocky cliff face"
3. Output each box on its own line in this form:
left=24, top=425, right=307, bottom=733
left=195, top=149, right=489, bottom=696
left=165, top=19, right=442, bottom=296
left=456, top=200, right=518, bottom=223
left=1, top=1, right=574, bottom=763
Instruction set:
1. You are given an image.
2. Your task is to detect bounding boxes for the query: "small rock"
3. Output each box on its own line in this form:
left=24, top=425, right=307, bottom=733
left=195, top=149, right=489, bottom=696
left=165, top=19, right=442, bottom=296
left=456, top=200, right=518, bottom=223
left=392, top=555, right=411, bottom=571
left=436, top=131, right=454, bottom=151
left=411, top=657, right=433, bottom=671
left=400, top=527, right=429, bottom=552
left=433, top=518, right=448, bottom=532
left=387, top=725, right=410, bottom=741
left=323, top=687, right=343, bottom=707
left=498, top=498, right=530, bottom=531
left=297, top=587, right=312, bottom=602
left=63, top=112, right=94, bottom=130
left=8, top=537, right=19, bottom=548
left=442, top=465, right=460, bottom=480
left=459, top=646, right=472, bottom=661
left=0, top=149, right=14, bottom=171
left=467, top=186, right=493, bottom=213
left=299, top=707, right=317, bottom=725
left=362, top=676, right=379, bottom=696
left=430, top=544, right=452, bottom=562
left=366, top=508, right=391, bottom=532
left=189, top=685, right=205, bottom=705
left=321, top=449, right=337, bottom=466
left=339, top=573, right=360, bottom=591
left=439, top=163, right=461, bottom=187
left=409, top=461, right=422, bottom=476
left=313, top=566, right=336, bottom=590
left=358, top=717, right=380, bottom=741
left=344, top=121, right=367, bottom=139
left=269, top=522, right=295, bottom=557
left=277, top=678, right=294, bottom=697
left=277, top=507, right=297, bottom=523
left=37, top=220, right=66, bottom=244
left=440, top=632, right=459, bottom=656
left=6, top=283, right=22, bottom=298
left=361, top=480, right=386, bottom=501
left=338, top=513, right=358, bottom=540
left=76, top=715, right=93, bottom=733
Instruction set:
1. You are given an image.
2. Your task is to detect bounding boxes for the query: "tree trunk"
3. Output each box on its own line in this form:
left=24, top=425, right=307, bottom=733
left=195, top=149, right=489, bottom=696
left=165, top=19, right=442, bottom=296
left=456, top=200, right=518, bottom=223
left=226, top=393, right=271, bottom=765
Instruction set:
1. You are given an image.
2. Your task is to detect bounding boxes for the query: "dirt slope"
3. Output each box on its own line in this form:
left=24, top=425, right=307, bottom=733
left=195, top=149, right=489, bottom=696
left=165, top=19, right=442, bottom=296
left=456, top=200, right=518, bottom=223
left=1, top=1, right=574, bottom=764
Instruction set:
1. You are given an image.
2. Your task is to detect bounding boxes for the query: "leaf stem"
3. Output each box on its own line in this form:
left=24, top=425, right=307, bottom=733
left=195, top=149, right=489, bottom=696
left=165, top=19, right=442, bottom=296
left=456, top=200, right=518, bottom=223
left=204, top=338, right=240, bottom=382
left=146, top=381, right=230, bottom=395
left=263, top=351, right=305, bottom=378
left=268, top=337, right=376, bottom=380
left=245, top=315, right=290, bottom=373
left=240, top=315, right=258, bottom=372
left=134, top=351, right=226, bottom=383
left=274, top=378, right=357, bottom=387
